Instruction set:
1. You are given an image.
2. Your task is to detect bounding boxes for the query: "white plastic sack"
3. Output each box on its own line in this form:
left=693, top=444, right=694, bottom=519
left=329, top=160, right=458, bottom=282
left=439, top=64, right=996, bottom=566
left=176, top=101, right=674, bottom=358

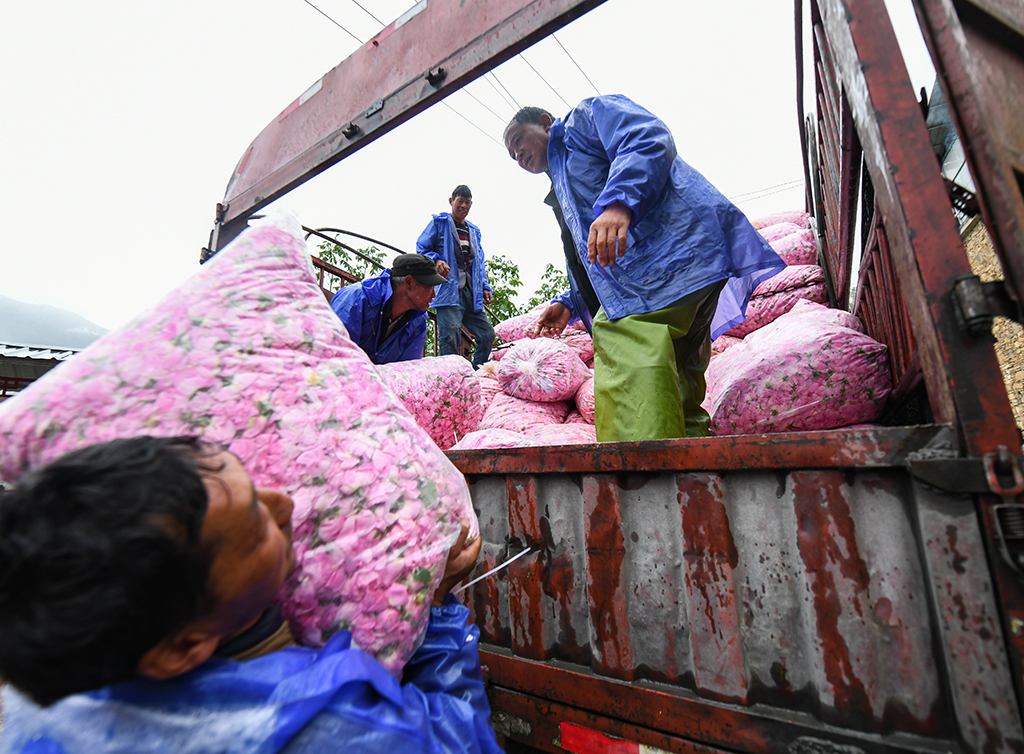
left=493, top=304, right=547, bottom=343
left=770, top=229, right=818, bottom=266
left=751, top=210, right=812, bottom=230
left=451, top=428, right=535, bottom=450
left=758, top=221, right=805, bottom=243
left=526, top=423, right=597, bottom=445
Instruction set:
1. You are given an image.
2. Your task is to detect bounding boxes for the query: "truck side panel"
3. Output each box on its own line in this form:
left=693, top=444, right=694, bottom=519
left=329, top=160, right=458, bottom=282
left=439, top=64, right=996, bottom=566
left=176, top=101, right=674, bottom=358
left=456, top=428, right=1022, bottom=753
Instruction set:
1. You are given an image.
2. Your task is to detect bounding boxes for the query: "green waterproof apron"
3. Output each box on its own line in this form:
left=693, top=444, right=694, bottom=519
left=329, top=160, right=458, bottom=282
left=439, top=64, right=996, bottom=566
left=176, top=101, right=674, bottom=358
left=592, top=280, right=725, bottom=443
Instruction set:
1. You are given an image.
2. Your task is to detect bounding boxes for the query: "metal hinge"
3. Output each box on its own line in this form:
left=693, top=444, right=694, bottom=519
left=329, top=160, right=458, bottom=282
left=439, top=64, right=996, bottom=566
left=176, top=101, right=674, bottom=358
left=912, top=446, right=1024, bottom=574
left=953, top=274, right=1023, bottom=333
left=908, top=445, right=1024, bottom=495
left=425, top=66, right=447, bottom=86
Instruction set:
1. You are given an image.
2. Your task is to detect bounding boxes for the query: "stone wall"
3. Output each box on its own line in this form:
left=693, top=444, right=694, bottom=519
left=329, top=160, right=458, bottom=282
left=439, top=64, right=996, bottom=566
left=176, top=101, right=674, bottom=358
left=962, top=218, right=1024, bottom=434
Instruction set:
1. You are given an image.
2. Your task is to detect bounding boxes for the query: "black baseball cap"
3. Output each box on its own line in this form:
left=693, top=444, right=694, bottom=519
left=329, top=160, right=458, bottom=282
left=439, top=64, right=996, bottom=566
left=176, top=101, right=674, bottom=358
left=390, top=254, right=448, bottom=285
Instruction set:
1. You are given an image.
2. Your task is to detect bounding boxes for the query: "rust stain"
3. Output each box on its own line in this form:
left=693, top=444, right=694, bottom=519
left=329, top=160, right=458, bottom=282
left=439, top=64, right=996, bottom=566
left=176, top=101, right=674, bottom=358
left=678, top=472, right=747, bottom=701
left=539, top=514, right=589, bottom=664
left=584, top=475, right=634, bottom=678
left=792, top=470, right=874, bottom=723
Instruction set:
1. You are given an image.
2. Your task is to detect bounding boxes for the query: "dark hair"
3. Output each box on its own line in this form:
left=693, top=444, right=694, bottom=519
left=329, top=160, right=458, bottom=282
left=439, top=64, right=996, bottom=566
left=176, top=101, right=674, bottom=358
left=503, top=106, right=554, bottom=142
left=451, top=184, right=472, bottom=200
left=0, top=436, right=217, bottom=706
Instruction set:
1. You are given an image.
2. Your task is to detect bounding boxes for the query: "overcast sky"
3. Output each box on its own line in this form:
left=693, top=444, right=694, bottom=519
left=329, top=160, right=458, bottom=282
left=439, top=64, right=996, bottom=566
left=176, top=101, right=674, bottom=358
left=1, top=1, right=935, bottom=332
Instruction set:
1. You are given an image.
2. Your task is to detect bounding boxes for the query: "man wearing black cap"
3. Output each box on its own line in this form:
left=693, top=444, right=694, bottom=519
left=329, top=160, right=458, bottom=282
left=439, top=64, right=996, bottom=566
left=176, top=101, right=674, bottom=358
left=330, top=254, right=447, bottom=365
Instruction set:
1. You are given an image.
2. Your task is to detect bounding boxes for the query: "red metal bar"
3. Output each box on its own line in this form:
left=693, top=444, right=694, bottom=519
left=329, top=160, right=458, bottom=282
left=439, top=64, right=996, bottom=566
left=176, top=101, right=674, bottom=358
left=835, top=94, right=862, bottom=304
left=0, top=377, right=34, bottom=397
left=490, top=687, right=737, bottom=754
left=213, top=0, right=609, bottom=249
left=816, top=0, right=1018, bottom=449
left=482, top=652, right=945, bottom=754
left=911, top=0, right=1024, bottom=308
left=813, top=0, right=1024, bottom=725
left=506, top=474, right=549, bottom=661
left=447, top=425, right=952, bottom=476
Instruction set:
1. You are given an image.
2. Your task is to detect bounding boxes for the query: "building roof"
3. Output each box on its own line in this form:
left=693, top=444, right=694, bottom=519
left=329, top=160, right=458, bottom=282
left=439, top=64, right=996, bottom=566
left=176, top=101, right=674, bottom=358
left=0, top=342, right=80, bottom=362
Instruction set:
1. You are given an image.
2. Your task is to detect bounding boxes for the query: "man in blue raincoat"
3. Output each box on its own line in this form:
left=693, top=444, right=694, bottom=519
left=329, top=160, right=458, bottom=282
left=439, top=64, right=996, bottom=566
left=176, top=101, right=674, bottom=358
left=416, top=185, right=495, bottom=369
left=0, top=436, right=502, bottom=754
left=502, top=95, right=785, bottom=442
left=330, top=253, right=447, bottom=365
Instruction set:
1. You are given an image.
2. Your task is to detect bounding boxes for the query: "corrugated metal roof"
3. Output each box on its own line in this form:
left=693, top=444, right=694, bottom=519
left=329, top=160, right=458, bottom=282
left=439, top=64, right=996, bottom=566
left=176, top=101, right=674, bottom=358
left=0, top=342, right=80, bottom=362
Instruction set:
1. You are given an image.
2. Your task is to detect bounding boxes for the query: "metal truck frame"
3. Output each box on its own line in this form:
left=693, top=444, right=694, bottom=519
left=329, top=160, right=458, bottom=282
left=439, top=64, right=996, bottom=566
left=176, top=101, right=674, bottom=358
left=210, top=1, right=1024, bottom=752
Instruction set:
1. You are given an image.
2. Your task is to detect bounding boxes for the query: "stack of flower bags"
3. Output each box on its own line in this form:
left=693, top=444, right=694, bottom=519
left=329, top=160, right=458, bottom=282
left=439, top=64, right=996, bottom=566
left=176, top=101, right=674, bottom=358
left=376, top=355, right=484, bottom=450
left=705, top=299, right=892, bottom=434
left=452, top=338, right=597, bottom=449
left=721, top=211, right=826, bottom=339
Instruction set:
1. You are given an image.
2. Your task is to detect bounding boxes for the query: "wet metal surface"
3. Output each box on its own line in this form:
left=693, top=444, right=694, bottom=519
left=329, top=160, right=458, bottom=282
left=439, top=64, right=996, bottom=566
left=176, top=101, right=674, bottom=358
left=455, top=428, right=1024, bottom=753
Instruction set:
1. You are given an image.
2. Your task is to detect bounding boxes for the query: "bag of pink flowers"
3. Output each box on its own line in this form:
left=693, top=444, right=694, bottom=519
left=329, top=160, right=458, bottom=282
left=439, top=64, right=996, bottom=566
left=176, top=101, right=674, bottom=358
left=497, top=338, right=591, bottom=402
left=0, top=212, right=478, bottom=677
left=707, top=301, right=891, bottom=435
left=377, top=355, right=484, bottom=450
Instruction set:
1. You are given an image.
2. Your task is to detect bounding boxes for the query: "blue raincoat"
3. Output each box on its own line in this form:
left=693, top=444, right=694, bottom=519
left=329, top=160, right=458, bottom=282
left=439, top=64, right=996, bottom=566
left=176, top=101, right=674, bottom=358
left=330, top=272, right=426, bottom=364
left=0, top=597, right=503, bottom=754
left=547, top=95, right=785, bottom=338
left=415, top=214, right=492, bottom=312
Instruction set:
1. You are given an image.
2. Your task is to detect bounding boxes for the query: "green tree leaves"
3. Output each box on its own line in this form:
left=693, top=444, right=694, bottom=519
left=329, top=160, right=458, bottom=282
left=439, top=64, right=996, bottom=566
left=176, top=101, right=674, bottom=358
left=317, top=240, right=387, bottom=287
left=527, top=264, right=570, bottom=310
left=484, top=253, right=524, bottom=325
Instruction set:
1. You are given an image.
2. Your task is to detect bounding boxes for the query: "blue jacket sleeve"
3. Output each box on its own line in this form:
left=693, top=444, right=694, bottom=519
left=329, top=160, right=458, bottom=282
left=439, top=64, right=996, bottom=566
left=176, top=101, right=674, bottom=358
left=475, top=228, right=493, bottom=295
left=415, top=218, right=442, bottom=263
left=552, top=289, right=577, bottom=319
left=587, top=95, right=677, bottom=226
left=330, top=285, right=367, bottom=344
left=300, top=596, right=502, bottom=754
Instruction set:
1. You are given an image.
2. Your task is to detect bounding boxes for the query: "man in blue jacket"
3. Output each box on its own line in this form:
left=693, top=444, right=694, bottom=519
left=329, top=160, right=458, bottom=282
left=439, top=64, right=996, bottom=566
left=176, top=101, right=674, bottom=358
left=502, top=95, right=785, bottom=442
left=0, top=436, right=502, bottom=754
left=330, top=253, right=447, bottom=365
left=416, top=185, right=495, bottom=369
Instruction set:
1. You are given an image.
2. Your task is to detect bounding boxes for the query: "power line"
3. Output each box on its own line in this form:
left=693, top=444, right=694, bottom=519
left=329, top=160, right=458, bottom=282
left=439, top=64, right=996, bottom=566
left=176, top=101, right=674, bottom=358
left=460, top=87, right=510, bottom=124
left=730, top=182, right=805, bottom=206
left=302, top=0, right=363, bottom=44
left=484, top=73, right=520, bottom=113
left=487, top=72, right=520, bottom=110
left=301, top=1, right=505, bottom=148
left=441, top=101, right=504, bottom=146
left=518, top=52, right=572, bottom=110
left=728, top=179, right=803, bottom=201
left=347, top=0, right=384, bottom=25
left=552, top=33, right=601, bottom=96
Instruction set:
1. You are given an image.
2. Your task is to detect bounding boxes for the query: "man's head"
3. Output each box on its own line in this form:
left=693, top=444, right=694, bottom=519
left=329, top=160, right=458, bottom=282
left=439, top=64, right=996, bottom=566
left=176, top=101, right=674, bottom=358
left=449, top=185, right=473, bottom=223
left=0, top=436, right=295, bottom=706
left=503, top=107, right=555, bottom=174
left=390, top=253, right=446, bottom=312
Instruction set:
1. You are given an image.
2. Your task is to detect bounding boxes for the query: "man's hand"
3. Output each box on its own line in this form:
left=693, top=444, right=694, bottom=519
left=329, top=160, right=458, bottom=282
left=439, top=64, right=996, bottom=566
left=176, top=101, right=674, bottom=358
left=529, top=302, right=571, bottom=338
left=587, top=201, right=632, bottom=267
left=483, top=290, right=493, bottom=305
left=433, top=522, right=481, bottom=607
left=435, top=260, right=451, bottom=277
